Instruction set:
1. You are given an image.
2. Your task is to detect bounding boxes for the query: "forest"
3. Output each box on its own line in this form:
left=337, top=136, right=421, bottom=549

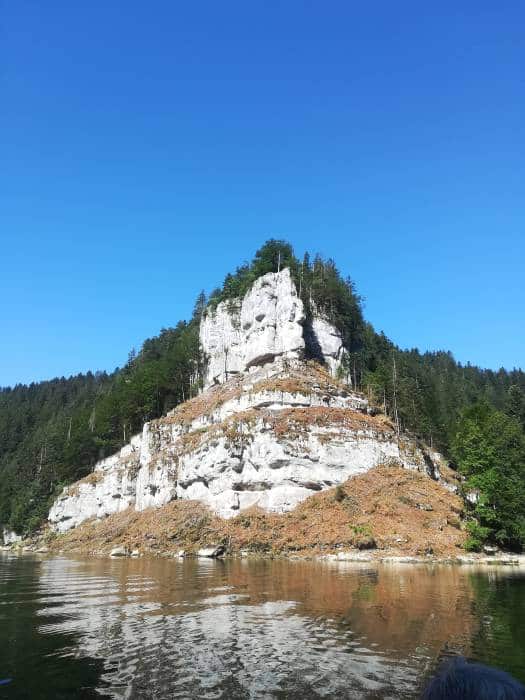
left=1, top=240, right=524, bottom=550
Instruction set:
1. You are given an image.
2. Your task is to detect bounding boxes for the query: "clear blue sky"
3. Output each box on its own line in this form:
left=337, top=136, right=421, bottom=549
left=1, top=1, right=524, bottom=387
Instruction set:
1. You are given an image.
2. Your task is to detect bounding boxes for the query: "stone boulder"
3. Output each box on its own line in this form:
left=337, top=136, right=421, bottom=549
left=2, top=527, right=22, bottom=546
left=197, top=545, right=226, bottom=558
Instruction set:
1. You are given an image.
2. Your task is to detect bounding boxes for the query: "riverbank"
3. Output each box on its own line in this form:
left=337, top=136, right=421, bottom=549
left=5, top=466, right=523, bottom=566
left=3, top=544, right=524, bottom=567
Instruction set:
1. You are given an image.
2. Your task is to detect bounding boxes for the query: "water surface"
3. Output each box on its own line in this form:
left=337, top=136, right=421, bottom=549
left=1, top=553, right=524, bottom=699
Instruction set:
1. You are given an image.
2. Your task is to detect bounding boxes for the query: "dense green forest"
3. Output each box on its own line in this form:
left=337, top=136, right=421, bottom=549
left=0, top=320, right=200, bottom=533
left=1, top=240, right=524, bottom=549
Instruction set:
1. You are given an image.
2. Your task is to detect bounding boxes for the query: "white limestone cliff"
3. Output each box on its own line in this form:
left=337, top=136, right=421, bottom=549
left=309, top=317, right=346, bottom=377
left=48, top=361, right=445, bottom=532
left=2, top=526, right=22, bottom=545
left=48, top=269, right=448, bottom=534
left=200, top=269, right=346, bottom=388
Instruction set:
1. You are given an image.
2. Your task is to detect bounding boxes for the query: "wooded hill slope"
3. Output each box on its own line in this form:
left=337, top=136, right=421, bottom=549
left=1, top=240, right=524, bottom=550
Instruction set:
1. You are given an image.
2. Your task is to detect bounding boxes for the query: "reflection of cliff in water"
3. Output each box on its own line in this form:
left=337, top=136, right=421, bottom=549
left=2, top=554, right=522, bottom=698
left=16, top=556, right=521, bottom=699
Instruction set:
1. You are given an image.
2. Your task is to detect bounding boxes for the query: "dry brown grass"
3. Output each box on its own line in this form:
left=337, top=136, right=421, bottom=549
left=66, top=470, right=104, bottom=496
left=157, top=361, right=362, bottom=430
left=82, top=470, right=104, bottom=485
left=49, top=364, right=460, bottom=559
left=169, top=404, right=393, bottom=461
left=250, top=362, right=345, bottom=396
left=268, top=406, right=392, bottom=437
left=49, top=465, right=466, bottom=558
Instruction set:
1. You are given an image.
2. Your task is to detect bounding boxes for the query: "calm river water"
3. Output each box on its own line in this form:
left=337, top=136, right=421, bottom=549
left=0, top=553, right=524, bottom=699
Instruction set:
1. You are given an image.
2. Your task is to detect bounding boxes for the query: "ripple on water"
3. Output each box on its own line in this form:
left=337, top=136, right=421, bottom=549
left=1, top=554, right=524, bottom=699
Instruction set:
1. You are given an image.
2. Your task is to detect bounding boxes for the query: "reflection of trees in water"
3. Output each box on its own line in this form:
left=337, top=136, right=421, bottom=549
left=225, top=561, right=476, bottom=657
left=342, top=565, right=474, bottom=675
left=0, top=554, right=104, bottom=700
left=468, top=571, right=525, bottom=683
left=5, top=555, right=523, bottom=699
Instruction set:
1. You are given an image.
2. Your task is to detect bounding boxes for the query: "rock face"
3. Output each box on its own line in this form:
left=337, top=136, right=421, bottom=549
left=2, top=527, right=22, bottom=545
left=309, top=317, right=346, bottom=377
left=48, top=268, right=448, bottom=534
left=200, top=269, right=345, bottom=389
left=49, top=360, right=445, bottom=532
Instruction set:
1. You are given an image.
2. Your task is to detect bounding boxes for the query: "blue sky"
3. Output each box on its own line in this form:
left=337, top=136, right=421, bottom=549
left=1, top=1, right=524, bottom=386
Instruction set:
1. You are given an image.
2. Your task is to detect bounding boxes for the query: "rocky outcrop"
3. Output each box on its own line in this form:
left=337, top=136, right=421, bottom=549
left=200, top=269, right=305, bottom=388
left=48, top=268, right=451, bottom=534
left=200, top=269, right=347, bottom=388
left=48, top=438, right=140, bottom=532
left=2, top=527, right=22, bottom=545
left=308, top=317, right=346, bottom=377
left=48, top=360, right=446, bottom=532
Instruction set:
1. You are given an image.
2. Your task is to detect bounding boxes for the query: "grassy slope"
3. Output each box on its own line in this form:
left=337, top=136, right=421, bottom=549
left=46, top=465, right=466, bottom=558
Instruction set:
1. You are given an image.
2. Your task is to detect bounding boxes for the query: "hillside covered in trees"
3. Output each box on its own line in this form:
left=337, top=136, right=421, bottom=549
left=1, top=240, right=524, bottom=550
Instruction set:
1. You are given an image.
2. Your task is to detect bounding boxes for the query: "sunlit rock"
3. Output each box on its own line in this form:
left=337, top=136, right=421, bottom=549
left=48, top=270, right=448, bottom=533
left=2, top=527, right=22, bottom=545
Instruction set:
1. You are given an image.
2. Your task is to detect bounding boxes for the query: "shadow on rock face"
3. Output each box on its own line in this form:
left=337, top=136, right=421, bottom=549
left=303, top=315, right=325, bottom=365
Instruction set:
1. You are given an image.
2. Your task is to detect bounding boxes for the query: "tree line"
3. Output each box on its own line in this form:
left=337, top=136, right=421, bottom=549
left=0, top=320, right=200, bottom=533
left=1, top=240, right=524, bottom=549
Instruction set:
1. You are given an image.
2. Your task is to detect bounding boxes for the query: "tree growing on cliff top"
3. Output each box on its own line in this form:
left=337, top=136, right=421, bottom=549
left=1, top=239, right=524, bottom=540
left=208, top=239, right=299, bottom=307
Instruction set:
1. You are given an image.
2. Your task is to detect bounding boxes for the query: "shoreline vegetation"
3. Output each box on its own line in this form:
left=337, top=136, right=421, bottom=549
left=3, top=466, right=523, bottom=567
left=3, top=546, right=524, bottom=568
left=1, top=241, right=524, bottom=553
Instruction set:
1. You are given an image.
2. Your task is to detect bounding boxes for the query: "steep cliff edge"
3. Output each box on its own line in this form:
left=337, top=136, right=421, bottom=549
left=48, top=465, right=467, bottom=558
left=199, top=268, right=345, bottom=388
left=48, top=269, right=453, bottom=535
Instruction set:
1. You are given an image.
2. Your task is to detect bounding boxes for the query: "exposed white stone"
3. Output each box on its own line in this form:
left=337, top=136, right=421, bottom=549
left=49, top=460, right=138, bottom=533
left=310, top=317, right=346, bottom=377
left=48, top=270, right=448, bottom=534
left=135, top=423, right=178, bottom=512
left=199, top=301, right=244, bottom=388
left=175, top=418, right=427, bottom=519
left=241, top=270, right=305, bottom=371
left=200, top=269, right=305, bottom=388
left=169, top=380, right=368, bottom=433
left=197, top=545, right=226, bottom=558
left=2, top=527, right=22, bottom=545
left=48, top=359, right=444, bottom=532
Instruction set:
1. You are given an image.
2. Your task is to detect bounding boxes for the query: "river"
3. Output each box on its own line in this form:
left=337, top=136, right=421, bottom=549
left=0, top=553, right=524, bottom=699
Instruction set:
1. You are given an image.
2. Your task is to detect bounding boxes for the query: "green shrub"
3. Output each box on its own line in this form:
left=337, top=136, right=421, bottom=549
left=463, top=521, right=491, bottom=552
left=351, top=523, right=373, bottom=537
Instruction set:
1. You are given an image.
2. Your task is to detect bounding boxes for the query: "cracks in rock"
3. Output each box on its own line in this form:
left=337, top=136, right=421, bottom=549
left=178, top=476, right=210, bottom=490
left=244, top=352, right=278, bottom=370
left=231, top=481, right=273, bottom=492
left=290, top=480, right=323, bottom=491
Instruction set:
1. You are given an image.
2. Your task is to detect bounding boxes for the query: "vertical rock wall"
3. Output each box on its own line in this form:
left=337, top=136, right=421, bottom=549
left=200, top=268, right=346, bottom=388
left=2, top=527, right=22, bottom=545
left=50, top=267, right=437, bottom=535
